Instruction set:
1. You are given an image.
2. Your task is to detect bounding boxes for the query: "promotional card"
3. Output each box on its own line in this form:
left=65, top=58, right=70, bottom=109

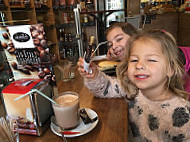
left=0, top=23, right=55, bottom=85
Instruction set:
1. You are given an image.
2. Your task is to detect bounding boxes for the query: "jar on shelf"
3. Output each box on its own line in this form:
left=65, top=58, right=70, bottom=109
left=62, top=13, right=69, bottom=24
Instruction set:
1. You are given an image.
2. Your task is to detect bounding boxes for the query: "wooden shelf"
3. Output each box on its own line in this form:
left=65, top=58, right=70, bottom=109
left=2, top=0, right=59, bottom=60
left=10, top=5, right=25, bottom=8
left=80, top=9, right=126, bottom=14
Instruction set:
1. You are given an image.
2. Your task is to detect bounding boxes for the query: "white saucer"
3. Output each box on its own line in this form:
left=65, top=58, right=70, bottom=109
left=50, top=108, right=99, bottom=138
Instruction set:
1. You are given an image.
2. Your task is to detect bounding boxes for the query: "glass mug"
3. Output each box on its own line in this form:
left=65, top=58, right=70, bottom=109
left=0, top=117, right=19, bottom=142
left=56, top=60, right=72, bottom=82
left=52, top=91, right=80, bottom=130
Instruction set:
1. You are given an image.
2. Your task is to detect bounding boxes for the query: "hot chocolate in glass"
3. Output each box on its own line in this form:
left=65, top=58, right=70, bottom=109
left=52, top=91, right=80, bottom=130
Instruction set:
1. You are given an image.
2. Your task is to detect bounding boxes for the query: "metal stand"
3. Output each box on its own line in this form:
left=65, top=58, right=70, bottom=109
left=73, top=4, right=84, bottom=57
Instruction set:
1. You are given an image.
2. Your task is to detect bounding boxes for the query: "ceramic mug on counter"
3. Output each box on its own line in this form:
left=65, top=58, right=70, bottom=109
left=52, top=91, right=80, bottom=130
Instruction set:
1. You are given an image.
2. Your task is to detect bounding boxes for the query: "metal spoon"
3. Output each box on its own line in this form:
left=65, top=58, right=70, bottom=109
left=61, top=129, right=68, bottom=142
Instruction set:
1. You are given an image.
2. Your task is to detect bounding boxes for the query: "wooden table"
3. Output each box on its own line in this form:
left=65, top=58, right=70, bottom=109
left=19, top=71, right=128, bottom=142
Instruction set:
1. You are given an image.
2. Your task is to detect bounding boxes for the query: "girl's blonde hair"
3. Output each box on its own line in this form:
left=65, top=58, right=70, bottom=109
left=117, top=29, right=188, bottom=100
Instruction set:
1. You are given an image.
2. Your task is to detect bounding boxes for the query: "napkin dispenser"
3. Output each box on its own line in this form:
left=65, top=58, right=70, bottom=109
left=1, top=79, right=54, bottom=136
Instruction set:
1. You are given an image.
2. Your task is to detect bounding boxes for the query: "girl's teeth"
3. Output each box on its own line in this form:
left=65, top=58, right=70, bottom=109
left=137, top=75, right=147, bottom=78
left=116, top=51, right=121, bottom=55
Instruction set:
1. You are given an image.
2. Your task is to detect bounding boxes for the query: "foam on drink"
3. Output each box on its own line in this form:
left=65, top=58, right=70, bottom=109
left=55, top=94, right=78, bottom=105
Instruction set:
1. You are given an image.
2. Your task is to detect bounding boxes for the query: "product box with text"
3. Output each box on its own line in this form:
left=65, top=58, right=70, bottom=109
left=0, top=24, right=56, bottom=136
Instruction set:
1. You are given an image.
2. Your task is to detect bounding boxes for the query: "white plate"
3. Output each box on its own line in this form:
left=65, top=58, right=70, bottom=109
left=50, top=108, right=98, bottom=138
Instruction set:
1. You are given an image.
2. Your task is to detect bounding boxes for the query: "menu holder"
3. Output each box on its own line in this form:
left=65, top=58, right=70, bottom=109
left=0, top=23, right=57, bottom=136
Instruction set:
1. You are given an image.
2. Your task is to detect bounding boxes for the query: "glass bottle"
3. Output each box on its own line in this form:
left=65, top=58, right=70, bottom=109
left=80, top=0, right=86, bottom=12
left=89, top=35, right=96, bottom=55
left=59, top=29, right=63, bottom=42
left=85, top=0, right=94, bottom=12
left=83, top=14, right=89, bottom=26
left=59, top=0, right=67, bottom=9
left=68, top=33, right=73, bottom=42
left=54, top=0, right=59, bottom=9
left=68, top=0, right=75, bottom=9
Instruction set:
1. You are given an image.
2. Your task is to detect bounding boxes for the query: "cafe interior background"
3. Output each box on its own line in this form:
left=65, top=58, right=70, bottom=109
left=0, top=0, right=189, bottom=140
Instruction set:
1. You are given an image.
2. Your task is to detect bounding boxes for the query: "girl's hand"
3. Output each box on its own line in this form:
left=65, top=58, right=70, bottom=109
left=77, top=57, right=98, bottom=79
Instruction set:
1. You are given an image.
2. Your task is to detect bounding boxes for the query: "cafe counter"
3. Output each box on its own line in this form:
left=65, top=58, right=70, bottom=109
left=19, top=71, right=128, bottom=142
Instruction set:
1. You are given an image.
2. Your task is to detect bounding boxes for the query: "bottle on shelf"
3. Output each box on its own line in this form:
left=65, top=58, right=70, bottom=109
left=88, top=15, right=95, bottom=26
left=82, top=28, right=87, bottom=43
left=67, top=0, right=76, bottom=9
left=35, top=0, right=41, bottom=8
left=64, top=32, right=68, bottom=42
left=24, top=0, right=30, bottom=5
left=85, top=45, right=92, bottom=64
left=80, top=0, right=86, bottom=12
left=89, top=35, right=96, bottom=55
left=16, top=0, right=20, bottom=6
left=85, top=35, right=95, bottom=61
left=67, top=47, right=74, bottom=57
left=9, top=0, right=22, bottom=6
left=69, top=12, right=75, bottom=23
left=34, top=0, right=47, bottom=8
left=54, top=0, right=59, bottom=9
left=85, top=0, right=94, bottom=12
left=59, top=0, right=67, bottom=9
left=59, top=28, right=65, bottom=41
left=68, top=33, right=73, bottom=42
left=82, top=14, right=89, bottom=26
left=41, top=0, right=48, bottom=9
left=62, top=12, right=69, bottom=24
left=60, top=47, right=66, bottom=59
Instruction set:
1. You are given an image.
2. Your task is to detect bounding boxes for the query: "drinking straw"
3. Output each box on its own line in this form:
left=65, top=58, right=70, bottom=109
left=14, top=89, right=57, bottom=104
left=90, top=41, right=108, bottom=58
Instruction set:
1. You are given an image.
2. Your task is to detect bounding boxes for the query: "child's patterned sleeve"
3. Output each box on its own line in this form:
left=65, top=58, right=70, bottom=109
left=84, top=69, right=126, bottom=98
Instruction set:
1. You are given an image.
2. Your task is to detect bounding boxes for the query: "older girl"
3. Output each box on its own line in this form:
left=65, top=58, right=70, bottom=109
left=106, top=22, right=137, bottom=61
left=78, top=22, right=137, bottom=97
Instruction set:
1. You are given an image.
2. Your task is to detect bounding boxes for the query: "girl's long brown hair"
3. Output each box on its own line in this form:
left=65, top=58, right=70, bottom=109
left=105, top=22, right=137, bottom=37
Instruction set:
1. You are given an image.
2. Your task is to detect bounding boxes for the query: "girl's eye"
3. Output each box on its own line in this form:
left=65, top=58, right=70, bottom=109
left=148, top=59, right=157, bottom=62
left=116, top=38, right=122, bottom=42
left=107, top=41, right=113, bottom=48
left=130, top=59, right=138, bottom=62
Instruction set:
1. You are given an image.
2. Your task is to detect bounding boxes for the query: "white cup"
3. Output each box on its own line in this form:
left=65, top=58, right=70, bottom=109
left=83, top=60, right=92, bottom=74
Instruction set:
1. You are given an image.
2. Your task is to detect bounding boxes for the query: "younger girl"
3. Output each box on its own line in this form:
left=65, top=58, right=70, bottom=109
left=117, top=30, right=190, bottom=141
